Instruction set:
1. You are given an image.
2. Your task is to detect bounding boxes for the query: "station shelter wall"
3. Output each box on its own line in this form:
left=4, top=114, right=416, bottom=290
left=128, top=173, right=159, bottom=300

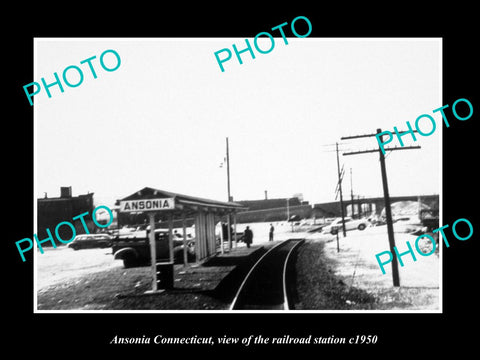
left=194, top=211, right=217, bottom=261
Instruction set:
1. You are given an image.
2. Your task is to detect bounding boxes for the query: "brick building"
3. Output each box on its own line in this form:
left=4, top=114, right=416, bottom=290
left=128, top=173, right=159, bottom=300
left=37, top=187, right=95, bottom=243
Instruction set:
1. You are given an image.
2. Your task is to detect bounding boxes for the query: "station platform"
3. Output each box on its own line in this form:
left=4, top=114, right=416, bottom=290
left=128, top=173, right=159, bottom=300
left=171, top=241, right=279, bottom=294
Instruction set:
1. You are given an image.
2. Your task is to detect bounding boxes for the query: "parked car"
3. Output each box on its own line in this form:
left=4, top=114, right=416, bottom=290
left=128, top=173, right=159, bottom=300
left=112, top=229, right=195, bottom=268
left=322, top=217, right=369, bottom=234
left=68, top=234, right=113, bottom=250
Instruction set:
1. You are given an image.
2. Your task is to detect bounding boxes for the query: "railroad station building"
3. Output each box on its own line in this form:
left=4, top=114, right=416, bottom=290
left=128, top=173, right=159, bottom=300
left=117, top=187, right=246, bottom=262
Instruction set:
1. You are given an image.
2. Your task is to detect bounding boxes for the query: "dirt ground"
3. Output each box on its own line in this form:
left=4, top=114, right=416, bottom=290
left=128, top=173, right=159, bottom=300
left=35, top=223, right=440, bottom=311
left=37, top=265, right=230, bottom=311
left=36, top=243, right=265, bottom=311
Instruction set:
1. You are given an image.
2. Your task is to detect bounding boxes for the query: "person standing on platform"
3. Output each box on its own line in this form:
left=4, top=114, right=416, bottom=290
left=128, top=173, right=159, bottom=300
left=244, top=226, right=253, bottom=248
left=269, top=223, right=274, bottom=241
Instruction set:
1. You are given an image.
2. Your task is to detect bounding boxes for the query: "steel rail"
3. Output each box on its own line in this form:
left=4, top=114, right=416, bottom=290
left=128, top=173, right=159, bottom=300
left=229, top=238, right=304, bottom=310
left=282, top=239, right=305, bottom=310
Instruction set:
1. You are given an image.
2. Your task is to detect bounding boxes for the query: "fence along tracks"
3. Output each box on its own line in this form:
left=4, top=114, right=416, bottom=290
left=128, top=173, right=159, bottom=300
left=229, top=239, right=305, bottom=310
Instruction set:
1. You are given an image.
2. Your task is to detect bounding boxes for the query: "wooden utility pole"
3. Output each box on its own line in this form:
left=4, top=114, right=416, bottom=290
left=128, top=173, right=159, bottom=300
left=341, top=128, right=421, bottom=287
left=336, top=142, right=347, bottom=237
left=350, top=168, right=355, bottom=219
left=358, top=195, right=362, bottom=218
left=377, top=130, right=399, bottom=286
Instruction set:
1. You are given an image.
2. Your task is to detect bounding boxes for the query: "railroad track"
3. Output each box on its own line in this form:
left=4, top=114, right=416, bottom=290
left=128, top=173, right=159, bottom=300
left=229, top=239, right=305, bottom=310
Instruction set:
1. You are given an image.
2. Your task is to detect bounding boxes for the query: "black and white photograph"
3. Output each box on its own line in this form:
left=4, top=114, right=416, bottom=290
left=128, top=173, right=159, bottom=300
left=6, top=6, right=478, bottom=357
left=33, top=37, right=441, bottom=312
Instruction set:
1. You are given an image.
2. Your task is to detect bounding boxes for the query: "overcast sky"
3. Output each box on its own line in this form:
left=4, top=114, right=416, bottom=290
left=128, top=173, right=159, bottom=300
left=35, top=38, right=441, bottom=208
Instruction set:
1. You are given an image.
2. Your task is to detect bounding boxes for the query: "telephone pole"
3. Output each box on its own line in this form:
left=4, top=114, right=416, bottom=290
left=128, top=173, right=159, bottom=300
left=350, top=168, right=355, bottom=219
left=336, top=142, right=347, bottom=237
left=358, top=195, right=362, bottom=218
left=341, top=128, right=420, bottom=287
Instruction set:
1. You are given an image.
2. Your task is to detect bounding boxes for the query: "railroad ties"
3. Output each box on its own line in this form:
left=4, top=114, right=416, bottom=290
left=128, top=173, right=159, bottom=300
left=230, top=239, right=305, bottom=310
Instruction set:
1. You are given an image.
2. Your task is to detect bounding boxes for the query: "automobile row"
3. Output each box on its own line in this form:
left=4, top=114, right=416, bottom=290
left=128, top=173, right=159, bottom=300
left=66, top=227, right=245, bottom=268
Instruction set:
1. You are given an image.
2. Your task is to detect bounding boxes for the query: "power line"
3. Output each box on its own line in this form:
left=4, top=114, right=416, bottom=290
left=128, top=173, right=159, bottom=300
left=335, top=143, right=347, bottom=237
left=320, top=141, right=354, bottom=147
left=341, top=133, right=381, bottom=140
left=341, top=129, right=419, bottom=141
left=343, top=145, right=421, bottom=156
left=340, top=128, right=421, bottom=287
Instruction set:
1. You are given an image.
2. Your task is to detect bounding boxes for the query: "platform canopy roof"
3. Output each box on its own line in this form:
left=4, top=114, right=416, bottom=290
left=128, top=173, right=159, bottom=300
left=117, top=186, right=246, bottom=218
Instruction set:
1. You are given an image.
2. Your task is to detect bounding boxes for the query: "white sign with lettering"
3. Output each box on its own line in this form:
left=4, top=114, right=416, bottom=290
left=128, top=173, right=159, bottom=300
left=119, top=198, right=175, bottom=212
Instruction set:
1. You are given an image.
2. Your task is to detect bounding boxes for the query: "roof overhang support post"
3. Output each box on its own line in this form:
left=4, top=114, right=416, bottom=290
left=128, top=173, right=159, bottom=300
left=233, top=213, right=238, bottom=249
left=146, top=212, right=159, bottom=293
left=227, top=213, right=232, bottom=251
left=168, top=213, right=174, bottom=264
left=182, top=213, right=188, bottom=267
left=220, top=216, right=225, bottom=254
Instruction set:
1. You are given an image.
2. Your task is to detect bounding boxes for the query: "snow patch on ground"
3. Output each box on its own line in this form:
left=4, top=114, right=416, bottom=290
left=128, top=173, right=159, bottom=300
left=306, top=225, right=441, bottom=310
